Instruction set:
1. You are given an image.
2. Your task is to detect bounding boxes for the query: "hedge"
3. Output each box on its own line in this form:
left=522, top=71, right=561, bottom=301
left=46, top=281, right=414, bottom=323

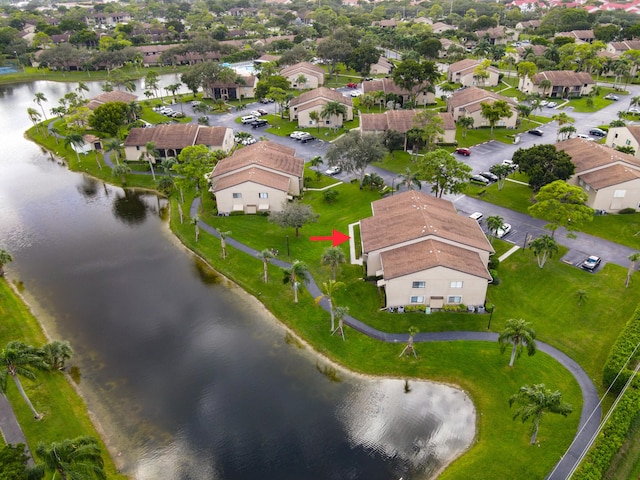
left=572, top=304, right=640, bottom=479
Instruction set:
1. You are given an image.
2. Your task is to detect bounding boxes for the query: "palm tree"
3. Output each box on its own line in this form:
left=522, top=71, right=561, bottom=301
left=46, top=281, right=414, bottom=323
left=486, top=215, right=505, bottom=242
left=551, top=112, right=575, bottom=141
left=309, top=155, right=323, bottom=180
left=309, top=110, right=321, bottom=132
left=64, top=133, right=86, bottom=164
left=373, top=90, right=386, bottom=112
left=27, top=107, right=42, bottom=134
left=539, top=79, right=552, bottom=98
left=558, top=125, right=576, bottom=140
left=320, top=101, right=347, bottom=129
left=36, top=435, right=106, bottom=480
left=295, top=74, right=308, bottom=88
left=0, top=341, right=48, bottom=419
left=76, top=81, right=89, bottom=99
left=498, top=319, right=537, bottom=367
left=332, top=305, right=349, bottom=340
left=191, top=216, right=200, bottom=242
left=398, top=167, right=422, bottom=191
left=321, top=246, right=346, bottom=280
left=509, top=384, right=572, bottom=445
left=33, top=92, right=48, bottom=120
left=360, top=94, right=375, bottom=113
left=165, top=83, right=181, bottom=105
left=126, top=101, right=141, bottom=123
left=41, top=340, right=73, bottom=370
left=0, top=249, right=13, bottom=277
left=112, top=163, right=131, bottom=184
left=529, top=235, right=558, bottom=268
left=399, top=326, right=418, bottom=358
left=458, top=116, right=474, bottom=139
left=315, top=279, right=345, bottom=331
left=626, top=252, right=640, bottom=288
left=575, top=289, right=588, bottom=306
left=257, top=249, right=274, bottom=283
left=217, top=229, right=232, bottom=259
left=283, top=260, right=309, bottom=303
left=142, top=142, right=157, bottom=180
left=104, top=139, right=122, bottom=165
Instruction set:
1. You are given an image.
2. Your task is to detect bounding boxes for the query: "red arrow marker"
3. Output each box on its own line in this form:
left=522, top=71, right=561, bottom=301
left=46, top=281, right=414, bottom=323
left=310, top=229, right=351, bottom=247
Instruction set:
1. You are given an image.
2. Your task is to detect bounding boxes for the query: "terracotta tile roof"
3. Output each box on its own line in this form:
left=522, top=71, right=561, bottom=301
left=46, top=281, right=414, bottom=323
left=556, top=137, right=640, bottom=173
left=362, top=78, right=429, bottom=97
left=380, top=239, right=492, bottom=280
left=212, top=167, right=291, bottom=192
left=290, top=87, right=352, bottom=107
left=579, top=164, right=640, bottom=189
left=361, top=191, right=493, bottom=253
left=449, top=86, right=517, bottom=112
left=208, top=75, right=256, bottom=88
left=280, top=61, right=325, bottom=76
left=360, top=110, right=455, bottom=133
left=210, top=141, right=303, bottom=178
left=124, top=125, right=231, bottom=150
left=531, top=70, right=594, bottom=86
left=87, top=90, right=138, bottom=110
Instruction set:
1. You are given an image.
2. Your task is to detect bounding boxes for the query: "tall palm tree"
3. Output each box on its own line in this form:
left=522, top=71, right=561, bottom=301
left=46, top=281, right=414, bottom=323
left=373, top=90, right=386, bottom=112
left=332, top=305, right=349, bottom=340
left=142, top=142, right=157, bottom=181
left=360, top=94, right=375, bottom=113
left=112, top=163, right=131, bottom=184
left=27, top=107, right=42, bottom=134
left=538, top=79, right=552, bottom=98
left=309, top=110, right=320, bottom=132
left=626, top=252, right=640, bottom=288
left=104, top=139, right=122, bottom=165
left=551, top=112, right=575, bottom=141
left=629, top=95, right=640, bottom=113
left=509, top=384, right=572, bottom=445
left=309, top=155, right=323, bottom=179
left=529, top=235, right=558, bottom=268
left=458, top=115, right=474, bottom=139
left=64, top=133, right=86, bottom=164
left=498, top=319, right=537, bottom=367
left=321, top=246, right=346, bottom=280
left=257, top=249, right=274, bottom=283
left=36, top=435, right=106, bottom=480
left=0, top=341, right=48, bottom=419
left=41, top=340, right=73, bottom=370
left=315, top=279, right=345, bottom=331
left=190, top=216, right=200, bottom=242
left=33, top=92, right=48, bottom=120
left=320, top=101, right=347, bottom=129
left=486, top=215, right=505, bottom=242
left=295, top=74, right=308, bottom=88
left=398, top=167, right=422, bottom=191
left=283, top=260, right=309, bottom=303
left=217, top=229, right=232, bottom=259
left=0, top=249, right=13, bottom=277
left=399, top=326, right=419, bottom=358
left=126, top=101, right=141, bottom=123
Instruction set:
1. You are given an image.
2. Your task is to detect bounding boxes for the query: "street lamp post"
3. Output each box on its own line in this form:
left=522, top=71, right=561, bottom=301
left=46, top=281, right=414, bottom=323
left=487, top=305, right=494, bottom=330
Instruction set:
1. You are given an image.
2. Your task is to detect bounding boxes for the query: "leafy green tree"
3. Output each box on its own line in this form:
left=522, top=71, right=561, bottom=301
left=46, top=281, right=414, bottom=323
left=257, top=249, right=275, bottom=283
left=0, top=249, right=13, bottom=277
left=309, top=156, right=323, bottom=180
left=398, top=167, right=422, bottom=191
left=112, top=163, right=130, bottom=184
left=391, top=60, right=439, bottom=104
left=321, top=247, right=346, bottom=280
left=360, top=94, right=375, bottom=113
left=174, top=145, right=218, bottom=204
left=516, top=61, right=537, bottom=81
left=489, top=163, right=514, bottom=191
left=283, top=260, right=309, bottom=303
left=0, top=443, right=44, bottom=480
left=0, top=341, right=48, bottom=419
left=499, top=319, right=537, bottom=367
left=346, top=43, right=380, bottom=77
left=309, top=111, right=321, bottom=132
left=529, top=235, right=558, bottom=268
left=528, top=180, right=593, bottom=237
left=480, top=100, right=513, bottom=137
left=615, top=145, right=636, bottom=155
left=320, top=101, right=348, bottom=128
left=36, top=436, right=106, bottom=480
left=458, top=116, right=474, bottom=139
left=509, top=384, right=572, bottom=445
left=269, top=201, right=319, bottom=237
left=88, top=101, right=128, bottom=137
left=513, top=145, right=575, bottom=192
left=254, top=75, right=291, bottom=101
left=325, top=131, right=387, bottom=189
left=332, top=306, right=349, bottom=340
left=538, top=79, right=552, bottom=97
left=413, top=109, right=444, bottom=151
left=417, top=149, right=471, bottom=198
left=486, top=215, right=506, bottom=241
left=41, top=340, right=73, bottom=370
left=315, top=279, right=345, bottom=331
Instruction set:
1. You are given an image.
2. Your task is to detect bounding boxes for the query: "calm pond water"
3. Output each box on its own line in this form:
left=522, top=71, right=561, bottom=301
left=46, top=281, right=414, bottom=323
left=0, top=79, right=475, bottom=479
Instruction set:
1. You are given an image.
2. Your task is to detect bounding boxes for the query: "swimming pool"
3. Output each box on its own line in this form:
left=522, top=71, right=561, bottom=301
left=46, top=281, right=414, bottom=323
left=0, top=66, right=18, bottom=75
left=231, top=62, right=256, bottom=76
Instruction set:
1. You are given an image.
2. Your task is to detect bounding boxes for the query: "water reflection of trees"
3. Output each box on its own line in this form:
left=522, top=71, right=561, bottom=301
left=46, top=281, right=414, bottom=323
left=112, top=189, right=148, bottom=225
left=192, top=257, right=220, bottom=285
left=77, top=175, right=99, bottom=198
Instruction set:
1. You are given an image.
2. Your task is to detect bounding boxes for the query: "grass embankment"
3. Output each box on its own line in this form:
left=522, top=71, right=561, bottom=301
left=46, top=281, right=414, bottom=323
left=0, top=280, right=126, bottom=479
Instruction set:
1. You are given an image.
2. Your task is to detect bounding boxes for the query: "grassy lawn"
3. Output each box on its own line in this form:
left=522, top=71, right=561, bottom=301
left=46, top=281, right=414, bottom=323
left=0, top=280, right=125, bottom=478
left=561, top=88, right=628, bottom=113
left=264, top=115, right=358, bottom=142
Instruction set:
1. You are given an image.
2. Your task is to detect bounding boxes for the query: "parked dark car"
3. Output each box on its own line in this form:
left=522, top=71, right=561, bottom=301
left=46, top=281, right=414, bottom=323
left=455, top=147, right=471, bottom=156
left=589, top=128, right=607, bottom=137
left=300, top=134, right=316, bottom=143
left=251, top=119, right=268, bottom=128
left=528, top=128, right=544, bottom=136
left=479, top=171, right=498, bottom=182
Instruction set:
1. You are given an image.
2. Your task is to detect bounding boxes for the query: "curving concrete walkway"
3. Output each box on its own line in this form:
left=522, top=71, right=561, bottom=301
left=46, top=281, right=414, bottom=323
left=189, top=197, right=601, bottom=480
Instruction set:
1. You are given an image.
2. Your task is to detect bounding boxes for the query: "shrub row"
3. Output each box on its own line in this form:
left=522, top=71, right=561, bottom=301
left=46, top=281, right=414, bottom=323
left=572, top=304, right=640, bottom=479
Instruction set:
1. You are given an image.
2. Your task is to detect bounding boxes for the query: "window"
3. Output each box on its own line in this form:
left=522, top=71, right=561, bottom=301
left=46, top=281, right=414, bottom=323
left=325, top=120, right=330, bottom=125
left=410, top=296, right=424, bottom=303
left=259, top=192, right=268, bottom=199
left=412, top=281, right=425, bottom=288
left=626, top=139, right=631, bottom=145
left=448, top=296, right=462, bottom=304
left=450, top=281, right=463, bottom=288
left=232, top=193, right=242, bottom=199
left=614, top=190, right=626, bottom=198
left=136, top=146, right=140, bottom=150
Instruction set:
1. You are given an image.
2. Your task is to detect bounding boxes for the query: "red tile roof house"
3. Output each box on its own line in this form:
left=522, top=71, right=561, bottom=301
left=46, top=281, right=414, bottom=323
left=359, top=191, right=493, bottom=311
left=124, top=124, right=235, bottom=162
left=86, top=91, right=138, bottom=110
left=279, top=62, right=325, bottom=90
left=446, top=59, right=500, bottom=87
left=207, top=141, right=304, bottom=214
left=360, top=110, right=456, bottom=146
left=448, top=86, right=519, bottom=128
left=362, top=78, right=436, bottom=107
left=289, top=87, right=353, bottom=128
left=556, top=137, right=640, bottom=212
left=519, top=70, right=595, bottom=98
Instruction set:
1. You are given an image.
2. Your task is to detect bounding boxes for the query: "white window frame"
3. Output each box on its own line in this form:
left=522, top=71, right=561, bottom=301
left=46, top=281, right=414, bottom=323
left=447, top=296, right=462, bottom=304
left=614, top=189, right=626, bottom=198
left=450, top=281, right=463, bottom=288
left=258, top=192, right=268, bottom=199
left=410, top=296, right=424, bottom=304
left=412, top=281, right=425, bottom=288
